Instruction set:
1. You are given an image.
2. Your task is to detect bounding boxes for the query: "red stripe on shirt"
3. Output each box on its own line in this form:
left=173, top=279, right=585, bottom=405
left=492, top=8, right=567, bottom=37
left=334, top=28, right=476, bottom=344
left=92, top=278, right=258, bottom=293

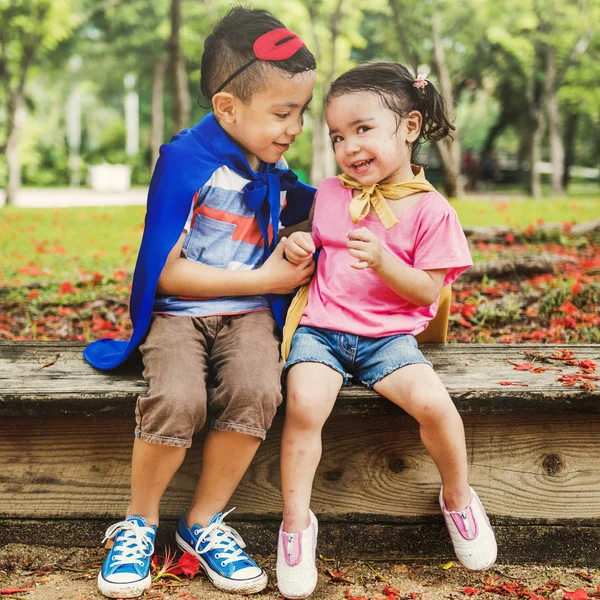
left=194, top=204, right=273, bottom=246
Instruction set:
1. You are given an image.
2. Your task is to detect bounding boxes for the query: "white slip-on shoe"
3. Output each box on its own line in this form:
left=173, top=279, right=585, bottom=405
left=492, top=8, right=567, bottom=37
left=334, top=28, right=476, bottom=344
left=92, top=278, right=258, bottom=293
left=276, top=510, right=319, bottom=599
left=440, top=486, right=497, bottom=571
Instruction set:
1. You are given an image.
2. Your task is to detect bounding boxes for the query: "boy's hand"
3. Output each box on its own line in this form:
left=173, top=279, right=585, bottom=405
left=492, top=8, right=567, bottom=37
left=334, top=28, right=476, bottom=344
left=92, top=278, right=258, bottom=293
left=259, top=238, right=315, bottom=293
left=284, top=231, right=315, bottom=265
left=347, top=227, right=385, bottom=271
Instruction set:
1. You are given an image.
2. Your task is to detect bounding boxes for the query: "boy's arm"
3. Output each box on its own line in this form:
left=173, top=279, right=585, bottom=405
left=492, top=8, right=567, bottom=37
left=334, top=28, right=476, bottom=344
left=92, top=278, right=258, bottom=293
left=156, top=232, right=315, bottom=297
left=278, top=218, right=311, bottom=239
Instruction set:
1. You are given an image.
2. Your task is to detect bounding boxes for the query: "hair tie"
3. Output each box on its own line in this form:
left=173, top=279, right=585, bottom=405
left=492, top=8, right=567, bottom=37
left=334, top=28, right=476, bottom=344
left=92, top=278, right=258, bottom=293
left=214, top=28, right=306, bottom=95
left=413, top=73, right=429, bottom=89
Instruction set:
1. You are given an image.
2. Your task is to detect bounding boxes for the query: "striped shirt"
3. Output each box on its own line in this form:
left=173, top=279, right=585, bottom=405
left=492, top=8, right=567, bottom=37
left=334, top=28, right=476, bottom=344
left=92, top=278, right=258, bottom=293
left=153, top=160, right=287, bottom=317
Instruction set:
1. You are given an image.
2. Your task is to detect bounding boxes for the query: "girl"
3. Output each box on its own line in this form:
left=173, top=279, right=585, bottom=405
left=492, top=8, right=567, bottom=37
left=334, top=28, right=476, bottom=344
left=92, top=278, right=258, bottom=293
left=276, top=62, right=497, bottom=599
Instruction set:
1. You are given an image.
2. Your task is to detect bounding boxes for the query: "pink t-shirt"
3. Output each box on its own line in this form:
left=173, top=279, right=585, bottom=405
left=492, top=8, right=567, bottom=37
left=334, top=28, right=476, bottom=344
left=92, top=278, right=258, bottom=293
left=300, top=177, right=472, bottom=338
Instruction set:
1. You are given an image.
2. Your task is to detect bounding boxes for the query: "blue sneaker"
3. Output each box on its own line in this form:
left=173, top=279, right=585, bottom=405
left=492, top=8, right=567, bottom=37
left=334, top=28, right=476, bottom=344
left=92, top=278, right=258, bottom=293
left=97, top=515, right=156, bottom=598
left=176, top=508, right=267, bottom=594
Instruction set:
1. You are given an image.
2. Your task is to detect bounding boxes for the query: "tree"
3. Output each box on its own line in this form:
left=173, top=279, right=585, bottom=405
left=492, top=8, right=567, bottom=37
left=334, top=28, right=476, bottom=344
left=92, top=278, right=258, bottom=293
left=90, top=0, right=171, bottom=167
left=484, top=0, right=597, bottom=197
left=168, top=0, right=190, bottom=134
left=385, top=0, right=482, bottom=197
left=0, top=0, right=76, bottom=206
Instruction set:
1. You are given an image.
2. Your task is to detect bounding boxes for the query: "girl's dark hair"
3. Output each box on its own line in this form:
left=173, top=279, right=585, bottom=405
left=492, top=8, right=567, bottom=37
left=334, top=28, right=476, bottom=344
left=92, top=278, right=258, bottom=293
left=326, top=62, right=455, bottom=160
left=201, top=7, right=316, bottom=103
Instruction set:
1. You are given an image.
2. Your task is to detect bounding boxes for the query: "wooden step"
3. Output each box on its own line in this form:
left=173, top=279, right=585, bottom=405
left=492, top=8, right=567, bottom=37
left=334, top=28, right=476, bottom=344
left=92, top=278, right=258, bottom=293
left=1, top=342, right=599, bottom=564
left=1, top=342, right=599, bottom=416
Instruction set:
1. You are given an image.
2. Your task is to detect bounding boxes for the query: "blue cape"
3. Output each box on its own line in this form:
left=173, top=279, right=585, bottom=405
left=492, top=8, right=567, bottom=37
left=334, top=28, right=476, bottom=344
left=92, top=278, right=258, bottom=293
left=84, top=114, right=315, bottom=371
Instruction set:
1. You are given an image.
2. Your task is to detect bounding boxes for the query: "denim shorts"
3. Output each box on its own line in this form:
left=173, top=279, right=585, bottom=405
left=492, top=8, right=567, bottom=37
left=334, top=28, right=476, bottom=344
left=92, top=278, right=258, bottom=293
left=285, top=326, right=433, bottom=388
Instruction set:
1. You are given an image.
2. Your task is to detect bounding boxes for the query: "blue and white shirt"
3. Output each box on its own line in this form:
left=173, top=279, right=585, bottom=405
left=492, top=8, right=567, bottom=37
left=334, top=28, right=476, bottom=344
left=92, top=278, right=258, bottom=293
left=153, top=159, right=287, bottom=317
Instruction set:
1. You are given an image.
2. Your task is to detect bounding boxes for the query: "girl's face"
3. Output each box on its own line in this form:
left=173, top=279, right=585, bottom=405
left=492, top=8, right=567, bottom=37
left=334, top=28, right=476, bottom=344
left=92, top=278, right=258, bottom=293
left=325, top=91, right=421, bottom=185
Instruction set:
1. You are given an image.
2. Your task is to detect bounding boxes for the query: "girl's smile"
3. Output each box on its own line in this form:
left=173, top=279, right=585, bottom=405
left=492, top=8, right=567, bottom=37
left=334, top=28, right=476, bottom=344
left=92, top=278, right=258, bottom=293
left=326, top=91, right=421, bottom=185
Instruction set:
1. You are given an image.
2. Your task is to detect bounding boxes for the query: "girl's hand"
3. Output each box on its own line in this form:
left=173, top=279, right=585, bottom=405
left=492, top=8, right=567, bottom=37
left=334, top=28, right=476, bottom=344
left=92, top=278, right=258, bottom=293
left=347, top=227, right=385, bottom=270
left=259, top=237, right=315, bottom=293
left=285, top=231, right=316, bottom=265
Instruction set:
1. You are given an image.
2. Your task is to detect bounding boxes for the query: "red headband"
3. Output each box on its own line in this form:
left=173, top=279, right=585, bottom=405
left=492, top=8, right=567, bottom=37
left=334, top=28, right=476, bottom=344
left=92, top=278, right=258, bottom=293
left=254, top=28, right=305, bottom=60
left=213, top=28, right=307, bottom=95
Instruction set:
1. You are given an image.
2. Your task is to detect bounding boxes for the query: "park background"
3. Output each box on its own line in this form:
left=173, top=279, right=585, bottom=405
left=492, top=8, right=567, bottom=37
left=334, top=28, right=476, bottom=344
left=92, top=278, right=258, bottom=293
left=0, top=0, right=599, bottom=344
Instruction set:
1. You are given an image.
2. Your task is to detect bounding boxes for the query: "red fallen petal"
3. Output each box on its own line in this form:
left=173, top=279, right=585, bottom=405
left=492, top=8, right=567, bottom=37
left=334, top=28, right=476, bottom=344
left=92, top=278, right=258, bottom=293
left=508, top=361, right=534, bottom=371
left=463, top=587, right=479, bottom=596
left=59, top=282, right=77, bottom=295
left=559, top=301, right=579, bottom=316
left=457, top=317, right=473, bottom=328
left=177, top=552, right=200, bottom=578
left=0, top=589, right=32, bottom=595
left=498, top=381, right=529, bottom=386
left=563, top=590, right=589, bottom=600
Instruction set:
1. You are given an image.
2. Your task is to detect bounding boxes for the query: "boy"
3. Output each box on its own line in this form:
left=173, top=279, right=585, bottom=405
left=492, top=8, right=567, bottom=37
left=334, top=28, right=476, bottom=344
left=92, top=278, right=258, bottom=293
left=84, top=8, right=316, bottom=598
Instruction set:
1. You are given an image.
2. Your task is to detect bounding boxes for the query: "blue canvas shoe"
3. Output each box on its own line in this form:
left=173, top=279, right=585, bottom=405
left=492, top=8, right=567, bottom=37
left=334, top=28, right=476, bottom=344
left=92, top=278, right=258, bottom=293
left=97, top=515, right=156, bottom=598
left=176, top=508, right=267, bottom=594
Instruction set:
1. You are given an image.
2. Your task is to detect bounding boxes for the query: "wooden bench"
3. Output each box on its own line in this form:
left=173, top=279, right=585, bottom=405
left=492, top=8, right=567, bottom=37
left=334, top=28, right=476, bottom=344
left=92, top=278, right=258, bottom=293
left=1, top=341, right=599, bottom=565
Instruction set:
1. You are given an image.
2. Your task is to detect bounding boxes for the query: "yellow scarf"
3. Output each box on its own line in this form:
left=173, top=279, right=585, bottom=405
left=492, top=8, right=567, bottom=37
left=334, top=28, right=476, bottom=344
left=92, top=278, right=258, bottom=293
left=340, top=166, right=436, bottom=230
left=281, top=167, right=437, bottom=360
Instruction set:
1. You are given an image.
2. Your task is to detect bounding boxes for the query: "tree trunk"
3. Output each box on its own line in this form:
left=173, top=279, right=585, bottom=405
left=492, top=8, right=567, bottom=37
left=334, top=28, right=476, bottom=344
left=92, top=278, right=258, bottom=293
left=310, top=116, right=334, bottom=186
left=168, top=0, right=190, bottom=134
left=482, top=83, right=515, bottom=155
left=4, top=92, right=26, bottom=207
left=562, top=111, right=579, bottom=189
left=431, top=12, right=463, bottom=198
left=525, top=52, right=546, bottom=199
left=529, top=110, right=545, bottom=199
left=306, top=0, right=340, bottom=186
left=151, top=58, right=166, bottom=169
left=546, top=47, right=564, bottom=196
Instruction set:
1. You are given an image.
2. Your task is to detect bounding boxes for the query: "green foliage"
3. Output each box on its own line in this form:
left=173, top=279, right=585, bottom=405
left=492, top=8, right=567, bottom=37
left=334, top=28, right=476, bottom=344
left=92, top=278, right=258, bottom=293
left=539, top=280, right=600, bottom=317
left=472, top=292, right=524, bottom=327
left=1, top=0, right=599, bottom=191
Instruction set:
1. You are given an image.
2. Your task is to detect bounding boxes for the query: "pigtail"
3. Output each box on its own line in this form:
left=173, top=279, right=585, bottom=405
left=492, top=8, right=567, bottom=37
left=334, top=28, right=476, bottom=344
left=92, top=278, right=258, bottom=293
left=415, top=78, right=455, bottom=143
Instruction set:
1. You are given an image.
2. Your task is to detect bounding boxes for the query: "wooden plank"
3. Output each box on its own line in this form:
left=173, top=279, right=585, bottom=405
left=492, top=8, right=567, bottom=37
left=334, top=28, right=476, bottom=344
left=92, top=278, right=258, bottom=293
left=1, top=414, right=599, bottom=523
left=1, top=342, right=599, bottom=416
left=1, top=519, right=599, bottom=566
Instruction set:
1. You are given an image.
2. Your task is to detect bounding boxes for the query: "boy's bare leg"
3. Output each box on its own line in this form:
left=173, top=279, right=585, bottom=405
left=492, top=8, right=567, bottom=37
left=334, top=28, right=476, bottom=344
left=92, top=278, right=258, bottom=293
left=373, top=364, right=471, bottom=511
left=127, top=438, right=187, bottom=526
left=186, top=429, right=261, bottom=527
left=281, top=363, right=342, bottom=533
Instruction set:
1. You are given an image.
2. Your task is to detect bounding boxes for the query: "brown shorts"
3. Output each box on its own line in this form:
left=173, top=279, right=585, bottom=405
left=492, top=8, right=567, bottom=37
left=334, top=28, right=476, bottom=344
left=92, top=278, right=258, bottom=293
left=136, top=311, right=283, bottom=447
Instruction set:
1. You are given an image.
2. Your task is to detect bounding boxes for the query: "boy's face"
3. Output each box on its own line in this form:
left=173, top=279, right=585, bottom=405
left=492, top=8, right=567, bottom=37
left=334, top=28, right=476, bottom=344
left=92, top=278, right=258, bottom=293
left=218, top=70, right=315, bottom=170
left=326, top=91, right=421, bottom=185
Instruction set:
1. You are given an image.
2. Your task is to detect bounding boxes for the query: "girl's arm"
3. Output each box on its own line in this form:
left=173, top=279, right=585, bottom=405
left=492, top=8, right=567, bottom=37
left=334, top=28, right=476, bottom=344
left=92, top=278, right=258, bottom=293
left=374, top=256, right=446, bottom=306
left=347, top=226, right=446, bottom=306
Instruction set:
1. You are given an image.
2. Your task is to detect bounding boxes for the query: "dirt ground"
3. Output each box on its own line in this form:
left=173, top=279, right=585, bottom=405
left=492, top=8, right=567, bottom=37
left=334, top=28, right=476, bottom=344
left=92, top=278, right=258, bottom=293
left=0, top=545, right=598, bottom=600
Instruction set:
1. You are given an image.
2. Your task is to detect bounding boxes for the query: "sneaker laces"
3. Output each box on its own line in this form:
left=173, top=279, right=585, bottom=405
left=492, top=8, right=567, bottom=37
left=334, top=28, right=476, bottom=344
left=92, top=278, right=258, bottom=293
left=194, top=508, right=248, bottom=567
left=102, top=520, right=155, bottom=567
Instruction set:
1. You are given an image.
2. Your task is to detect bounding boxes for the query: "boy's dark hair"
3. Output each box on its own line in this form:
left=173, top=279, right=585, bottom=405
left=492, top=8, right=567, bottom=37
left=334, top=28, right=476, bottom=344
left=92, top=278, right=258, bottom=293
left=326, top=62, right=455, bottom=160
left=201, top=7, right=316, bottom=103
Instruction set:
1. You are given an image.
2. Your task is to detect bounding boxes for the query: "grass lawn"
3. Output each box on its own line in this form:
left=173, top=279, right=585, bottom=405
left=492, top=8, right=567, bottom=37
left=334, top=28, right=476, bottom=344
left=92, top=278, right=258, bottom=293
left=1, top=195, right=598, bottom=344
left=0, top=205, right=144, bottom=289
left=1, top=194, right=599, bottom=289
left=451, top=196, right=600, bottom=228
